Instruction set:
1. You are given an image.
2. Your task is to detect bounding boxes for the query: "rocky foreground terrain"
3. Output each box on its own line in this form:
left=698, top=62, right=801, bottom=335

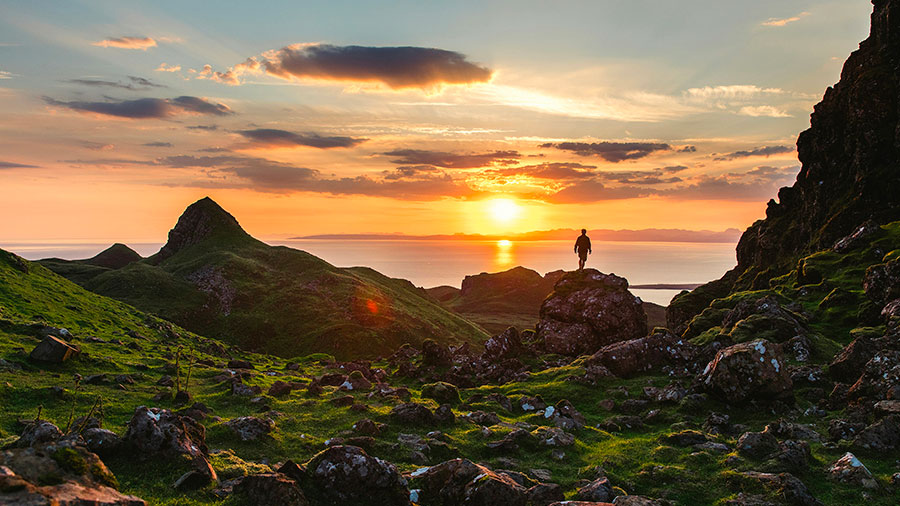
left=3, top=0, right=900, bottom=504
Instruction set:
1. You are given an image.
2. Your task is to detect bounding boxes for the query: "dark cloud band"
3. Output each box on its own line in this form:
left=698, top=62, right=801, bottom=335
left=382, top=149, right=519, bottom=168
left=43, top=96, right=233, bottom=119
left=540, top=141, right=672, bottom=162
left=237, top=128, right=366, bottom=149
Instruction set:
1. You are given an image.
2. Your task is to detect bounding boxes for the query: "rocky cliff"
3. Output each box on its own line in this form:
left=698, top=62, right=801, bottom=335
left=670, top=0, right=900, bottom=330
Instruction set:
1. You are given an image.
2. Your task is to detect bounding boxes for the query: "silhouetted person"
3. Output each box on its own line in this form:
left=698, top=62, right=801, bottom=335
left=574, top=229, right=591, bottom=270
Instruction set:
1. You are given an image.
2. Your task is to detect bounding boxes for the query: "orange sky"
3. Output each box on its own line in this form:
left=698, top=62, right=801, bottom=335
left=0, top=1, right=872, bottom=242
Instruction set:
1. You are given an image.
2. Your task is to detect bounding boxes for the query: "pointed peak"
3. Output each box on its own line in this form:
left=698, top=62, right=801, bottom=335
left=153, top=197, right=254, bottom=262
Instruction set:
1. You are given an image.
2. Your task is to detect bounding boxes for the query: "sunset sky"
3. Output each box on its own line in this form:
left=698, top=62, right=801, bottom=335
left=0, top=0, right=873, bottom=242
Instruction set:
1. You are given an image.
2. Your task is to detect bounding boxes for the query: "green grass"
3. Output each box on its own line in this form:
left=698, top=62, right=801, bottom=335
left=4, top=230, right=900, bottom=505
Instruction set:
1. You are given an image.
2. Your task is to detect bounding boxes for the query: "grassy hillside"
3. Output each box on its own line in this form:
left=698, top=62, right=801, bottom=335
left=2, top=248, right=899, bottom=505
left=39, top=198, right=488, bottom=359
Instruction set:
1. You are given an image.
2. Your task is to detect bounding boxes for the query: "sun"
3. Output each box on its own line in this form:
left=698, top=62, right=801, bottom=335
left=488, top=198, right=521, bottom=224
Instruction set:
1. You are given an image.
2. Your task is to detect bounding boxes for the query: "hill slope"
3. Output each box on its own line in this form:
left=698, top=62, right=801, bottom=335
left=40, top=197, right=487, bottom=359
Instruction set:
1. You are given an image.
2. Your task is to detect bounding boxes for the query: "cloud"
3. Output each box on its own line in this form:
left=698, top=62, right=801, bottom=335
left=155, top=63, right=181, bottom=72
left=197, top=147, right=231, bottom=153
left=678, top=146, right=697, bottom=153
left=187, top=125, right=219, bottom=130
left=237, top=128, right=367, bottom=149
left=547, top=180, right=650, bottom=203
left=382, top=165, right=444, bottom=180
left=738, top=105, right=791, bottom=118
left=713, top=145, right=794, bottom=161
left=0, top=68, right=14, bottom=80
left=683, top=85, right=785, bottom=99
left=43, top=95, right=233, bottom=119
left=540, top=141, right=671, bottom=162
left=91, top=36, right=157, bottom=50
left=67, top=75, right=164, bottom=91
left=206, top=43, right=493, bottom=90
left=143, top=142, right=173, bottom=147
left=762, top=12, right=810, bottom=27
left=484, top=162, right=598, bottom=181
left=382, top=149, right=520, bottom=168
left=154, top=154, right=477, bottom=199
left=80, top=141, right=115, bottom=151
left=0, top=161, right=39, bottom=169
left=663, top=166, right=798, bottom=200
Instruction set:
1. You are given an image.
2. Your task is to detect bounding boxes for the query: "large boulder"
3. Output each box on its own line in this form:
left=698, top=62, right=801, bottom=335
left=863, top=259, right=900, bottom=306
left=123, top=406, right=216, bottom=484
left=846, top=350, right=900, bottom=401
left=697, top=340, right=792, bottom=402
left=827, top=452, right=878, bottom=489
left=0, top=441, right=145, bottom=505
left=536, top=269, right=647, bottom=356
left=29, top=335, right=80, bottom=363
left=828, top=336, right=879, bottom=382
left=483, top=327, right=525, bottom=361
left=233, top=473, right=309, bottom=506
left=586, top=328, right=697, bottom=378
left=16, top=420, right=63, bottom=447
left=301, top=445, right=410, bottom=505
left=414, top=458, right=528, bottom=506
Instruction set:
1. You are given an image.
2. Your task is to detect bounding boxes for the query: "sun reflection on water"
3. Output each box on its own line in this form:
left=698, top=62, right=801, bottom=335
left=494, top=239, right=514, bottom=268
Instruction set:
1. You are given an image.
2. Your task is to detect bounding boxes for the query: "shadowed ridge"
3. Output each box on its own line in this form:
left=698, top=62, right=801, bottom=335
left=667, top=0, right=900, bottom=332
left=148, top=197, right=257, bottom=264
left=85, top=243, right=142, bottom=269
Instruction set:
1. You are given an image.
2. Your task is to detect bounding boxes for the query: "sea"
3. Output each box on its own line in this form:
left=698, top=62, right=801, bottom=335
left=4, top=239, right=738, bottom=306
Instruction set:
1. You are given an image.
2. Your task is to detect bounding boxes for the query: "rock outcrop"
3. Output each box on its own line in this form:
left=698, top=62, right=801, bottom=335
left=668, top=0, right=900, bottom=327
left=536, top=269, right=647, bottom=356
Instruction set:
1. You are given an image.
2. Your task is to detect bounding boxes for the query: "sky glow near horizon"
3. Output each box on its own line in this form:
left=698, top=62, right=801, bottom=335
left=0, top=0, right=873, bottom=242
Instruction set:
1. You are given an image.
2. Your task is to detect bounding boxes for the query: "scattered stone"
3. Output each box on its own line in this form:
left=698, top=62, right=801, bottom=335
left=434, top=404, right=456, bottom=425
left=827, top=452, right=878, bottom=489
left=353, top=418, right=384, bottom=437
left=545, top=400, right=585, bottom=430
left=575, top=476, right=614, bottom=502
left=698, top=339, right=792, bottom=402
left=268, top=380, right=293, bottom=397
left=737, top=429, right=779, bottom=459
left=16, top=420, right=63, bottom=447
left=852, top=414, right=900, bottom=453
left=82, top=428, right=123, bottom=456
left=391, top=403, right=436, bottom=425
left=303, top=445, right=410, bottom=505
left=465, top=410, right=501, bottom=427
left=526, top=482, right=565, bottom=506
left=225, top=416, right=275, bottom=441
left=483, top=326, right=525, bottom=361
left=233, top=473, right=308, bottom=506
left=414, top=458, right=527, bottom=506
left=664, top=430, right=708, bottom=447
left=587, top=329, right=696, bottom=378
left=739, top=471, right=823, bottom=506
left=29, top=335, right=80, bottom=362
left=422, top=382, right=461, bottom=405
left=422, top=338, right=452, bottom=367
left=531, top=426, right=575, bottom=447
left=227, top=359, right=253, bottom=370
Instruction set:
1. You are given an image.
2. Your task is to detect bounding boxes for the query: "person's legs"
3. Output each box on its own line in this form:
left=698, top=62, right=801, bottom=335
left=578, top=253, right=587, bottom=270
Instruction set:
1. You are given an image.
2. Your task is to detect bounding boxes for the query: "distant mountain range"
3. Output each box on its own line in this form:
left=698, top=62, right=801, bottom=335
left=292, top=228, right=743, bottom=243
